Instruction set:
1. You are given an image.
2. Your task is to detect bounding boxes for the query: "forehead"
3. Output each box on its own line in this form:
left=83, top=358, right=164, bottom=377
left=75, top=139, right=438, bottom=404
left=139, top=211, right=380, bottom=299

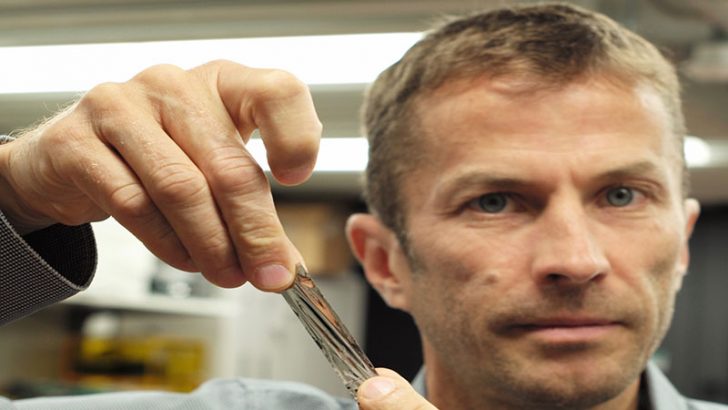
left=415, top=75, right=670, bottom=144
left=401, top=76, right=680, bottom=202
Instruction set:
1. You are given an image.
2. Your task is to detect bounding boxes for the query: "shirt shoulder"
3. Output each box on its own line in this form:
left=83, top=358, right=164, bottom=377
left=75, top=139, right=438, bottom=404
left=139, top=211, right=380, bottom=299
left=645, top=362, right=728, bottom=410
left=12, top=378, right=357, bottom=410
left=686, top=399, right=728, bottom=410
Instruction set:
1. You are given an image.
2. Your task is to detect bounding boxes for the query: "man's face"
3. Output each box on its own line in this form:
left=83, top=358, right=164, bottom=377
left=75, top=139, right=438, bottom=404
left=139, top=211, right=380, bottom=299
left=395, top=77, right=699, bottom=408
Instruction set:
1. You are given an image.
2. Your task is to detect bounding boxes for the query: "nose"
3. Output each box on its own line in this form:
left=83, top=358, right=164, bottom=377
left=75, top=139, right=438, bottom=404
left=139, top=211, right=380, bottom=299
left=530, top=201, right=610, bottom=286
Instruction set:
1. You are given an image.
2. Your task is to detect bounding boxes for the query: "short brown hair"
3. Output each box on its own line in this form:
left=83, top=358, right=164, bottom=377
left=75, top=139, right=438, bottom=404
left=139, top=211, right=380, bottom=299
left=362, top=2, right=685, bottom=240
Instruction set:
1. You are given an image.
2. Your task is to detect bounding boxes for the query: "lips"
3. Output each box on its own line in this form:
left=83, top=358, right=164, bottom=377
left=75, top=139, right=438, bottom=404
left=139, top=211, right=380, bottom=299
left=521, top=317, right=617, bottom=329
left=512, top=317, right=622, bottom=344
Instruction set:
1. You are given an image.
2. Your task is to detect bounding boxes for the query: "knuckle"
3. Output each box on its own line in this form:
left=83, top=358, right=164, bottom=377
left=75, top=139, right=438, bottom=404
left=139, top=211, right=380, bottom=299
left=199, top=58, right=236, bottom=72
left=107, top=182, right=156, bottom=220
left=149, top=162, right=209, bottom=204
left=131, top=63, right=187, bottom=88
left=130, top=64, right=208, bottom=121
left=253, top=69, right=308, bottom=102
left=78, top=82, right=129, bottom=118
left=194, top=230, right=233, bottom=261
left=208, top=151, right=268, bottom=194
left=77, top=83, right=137, bottom=137
left=234, top=218, right=285, bottom=258
left=190, top=59, right=241, bottom=92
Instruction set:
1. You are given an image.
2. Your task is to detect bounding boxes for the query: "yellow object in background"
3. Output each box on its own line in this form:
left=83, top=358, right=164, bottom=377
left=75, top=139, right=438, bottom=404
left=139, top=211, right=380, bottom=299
left=73, top=335, right=205, bottom=392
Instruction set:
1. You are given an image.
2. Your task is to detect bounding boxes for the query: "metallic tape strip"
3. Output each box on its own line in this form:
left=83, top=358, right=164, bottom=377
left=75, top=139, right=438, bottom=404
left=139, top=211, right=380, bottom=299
left=282, top=264, right=377, bottom=398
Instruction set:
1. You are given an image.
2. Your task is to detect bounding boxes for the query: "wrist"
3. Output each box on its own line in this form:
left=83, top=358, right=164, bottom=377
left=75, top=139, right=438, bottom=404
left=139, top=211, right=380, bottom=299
left=0, top=137, right=55, bottom=234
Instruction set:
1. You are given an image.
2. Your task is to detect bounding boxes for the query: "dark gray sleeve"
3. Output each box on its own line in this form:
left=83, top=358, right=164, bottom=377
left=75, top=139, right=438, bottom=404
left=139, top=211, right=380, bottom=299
left=0, top=211, right=96, bottom=326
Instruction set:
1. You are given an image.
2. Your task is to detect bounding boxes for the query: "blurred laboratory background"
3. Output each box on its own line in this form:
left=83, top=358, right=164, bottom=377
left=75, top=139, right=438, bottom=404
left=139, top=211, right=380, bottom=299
left=0, top=0, right=726, bottom=404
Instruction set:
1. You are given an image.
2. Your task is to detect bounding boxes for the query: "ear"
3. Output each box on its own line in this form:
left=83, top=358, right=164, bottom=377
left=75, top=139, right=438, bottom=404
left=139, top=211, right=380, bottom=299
left=677, top=198, right=701, bottom=281
left=346, top=213, right=413, bottom=311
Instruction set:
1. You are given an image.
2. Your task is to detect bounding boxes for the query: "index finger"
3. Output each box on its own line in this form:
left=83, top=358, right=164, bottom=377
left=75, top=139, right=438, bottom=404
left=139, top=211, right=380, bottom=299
left=210, top=61, right=322, bottom=185
left=180, top=61, right=319, bottom=289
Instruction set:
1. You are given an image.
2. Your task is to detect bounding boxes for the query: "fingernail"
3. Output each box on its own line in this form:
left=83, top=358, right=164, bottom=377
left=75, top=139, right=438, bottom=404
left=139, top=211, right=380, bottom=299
left=254, top=264, right=293, bottom=291
left=360, top=377, right=396, bottom=400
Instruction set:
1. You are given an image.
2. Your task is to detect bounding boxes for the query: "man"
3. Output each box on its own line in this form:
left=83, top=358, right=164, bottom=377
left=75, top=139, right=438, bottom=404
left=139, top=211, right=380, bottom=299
left=0, top=3, right=723, bottom=409
left=349, top=3, right=713, bottom=408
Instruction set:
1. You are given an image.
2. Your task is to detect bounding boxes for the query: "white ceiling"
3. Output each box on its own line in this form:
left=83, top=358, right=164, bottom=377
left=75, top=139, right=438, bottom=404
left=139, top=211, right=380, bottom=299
left=1, top=0, right=726, bottom=202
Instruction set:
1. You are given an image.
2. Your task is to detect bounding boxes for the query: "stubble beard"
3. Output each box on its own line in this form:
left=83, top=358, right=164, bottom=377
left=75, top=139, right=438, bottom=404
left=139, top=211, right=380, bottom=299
left=415, top=293, right=648, bottom=409
left=406, top=250, right=678, bottom=409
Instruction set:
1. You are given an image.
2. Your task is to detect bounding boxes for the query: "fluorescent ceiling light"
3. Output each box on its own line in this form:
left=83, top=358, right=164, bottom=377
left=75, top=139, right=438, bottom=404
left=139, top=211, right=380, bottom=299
left=247, top=135, right=722, bottom=174
left=252, top=135, right=724, bottom=173
left=0, top=32, right=422, bottom=94
left=685, top=136, right=711, bottom=167
left=247, top=137, right=368, bottom=173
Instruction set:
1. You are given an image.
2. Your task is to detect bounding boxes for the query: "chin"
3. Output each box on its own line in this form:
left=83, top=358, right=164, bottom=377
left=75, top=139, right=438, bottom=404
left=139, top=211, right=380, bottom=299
left=513, top=380, right=626, bottom=409
left=489, top=354, right=642, bottom=408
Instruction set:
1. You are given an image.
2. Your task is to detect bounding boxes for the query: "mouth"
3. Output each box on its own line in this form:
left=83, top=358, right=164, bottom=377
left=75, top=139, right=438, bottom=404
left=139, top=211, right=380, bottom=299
left=511, top=318, right=622, bottom=344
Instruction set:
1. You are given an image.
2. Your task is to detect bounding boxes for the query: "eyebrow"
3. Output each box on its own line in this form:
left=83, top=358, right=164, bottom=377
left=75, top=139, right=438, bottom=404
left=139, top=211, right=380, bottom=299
left=433, top=160, right=665, bottom=201
left=433, top=171, right=537, bottom=202
left=595, top=161, right=662, bottom=182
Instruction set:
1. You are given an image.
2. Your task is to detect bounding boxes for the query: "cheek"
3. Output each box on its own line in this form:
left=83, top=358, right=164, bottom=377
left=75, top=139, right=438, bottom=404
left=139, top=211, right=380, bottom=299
left=408, top=221, right=528, bottom=286
left=405, top=239, right=473, bottom=323
left=408, top=267, right=479, bottom=356
left=404, top=237, right=473, bottom=336
left=646, top=233, right=684, bottom=335
left=616, top=218, right=683, bottom=292
left=608, top=218, right=684, bottom=340
left=404, top=232, right=516, bottom=348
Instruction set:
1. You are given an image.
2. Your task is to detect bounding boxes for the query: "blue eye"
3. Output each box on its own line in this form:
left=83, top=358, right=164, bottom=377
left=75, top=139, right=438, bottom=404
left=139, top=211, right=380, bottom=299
left=606, top=187, right=634, bottom=207
left=476, top=193, right=509, bottom=213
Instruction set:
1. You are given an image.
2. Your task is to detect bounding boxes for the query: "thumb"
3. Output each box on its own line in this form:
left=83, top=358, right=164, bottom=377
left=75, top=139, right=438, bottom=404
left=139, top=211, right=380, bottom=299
left=357, top=368, right=437, bottom=410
